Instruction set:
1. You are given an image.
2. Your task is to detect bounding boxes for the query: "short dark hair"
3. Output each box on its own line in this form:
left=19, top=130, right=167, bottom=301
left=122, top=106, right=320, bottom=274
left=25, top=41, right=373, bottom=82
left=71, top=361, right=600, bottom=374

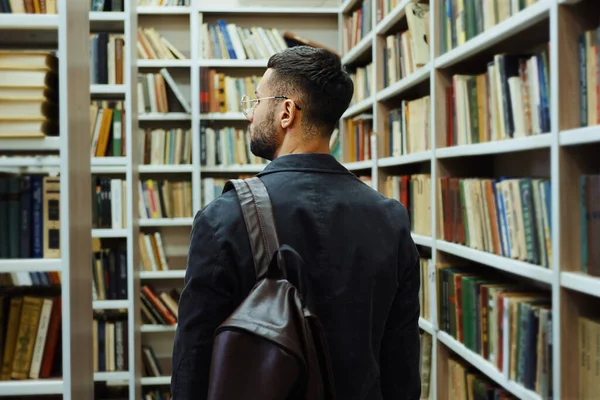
left=267, top=46, right=354, bottom=136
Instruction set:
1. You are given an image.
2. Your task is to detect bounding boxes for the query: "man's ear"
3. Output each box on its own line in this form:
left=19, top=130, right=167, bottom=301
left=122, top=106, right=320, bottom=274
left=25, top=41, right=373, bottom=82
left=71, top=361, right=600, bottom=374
left=280, top=99, right=297, bottom=129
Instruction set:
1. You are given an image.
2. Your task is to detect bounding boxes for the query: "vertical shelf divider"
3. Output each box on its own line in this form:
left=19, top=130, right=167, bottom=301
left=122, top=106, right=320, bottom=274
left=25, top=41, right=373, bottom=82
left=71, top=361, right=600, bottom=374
left=58, top=0, right=94, bottom=397
left=127, top=1, right=141, bottom=398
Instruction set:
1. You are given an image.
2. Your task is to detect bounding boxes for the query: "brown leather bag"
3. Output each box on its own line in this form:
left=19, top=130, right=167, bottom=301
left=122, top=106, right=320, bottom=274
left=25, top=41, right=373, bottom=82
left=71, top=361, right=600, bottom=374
left=206, top=176, right=336, bottom=400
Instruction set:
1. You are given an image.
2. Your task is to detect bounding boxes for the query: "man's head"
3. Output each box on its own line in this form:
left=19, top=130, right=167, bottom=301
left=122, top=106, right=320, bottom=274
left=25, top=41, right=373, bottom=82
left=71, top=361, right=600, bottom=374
left=244, top=45, right=354, bottom=160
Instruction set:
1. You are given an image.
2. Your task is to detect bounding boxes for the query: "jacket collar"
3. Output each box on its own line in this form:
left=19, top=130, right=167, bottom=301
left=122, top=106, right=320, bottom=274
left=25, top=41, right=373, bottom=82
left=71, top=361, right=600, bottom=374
left=257, top=153, right=353, bottom=177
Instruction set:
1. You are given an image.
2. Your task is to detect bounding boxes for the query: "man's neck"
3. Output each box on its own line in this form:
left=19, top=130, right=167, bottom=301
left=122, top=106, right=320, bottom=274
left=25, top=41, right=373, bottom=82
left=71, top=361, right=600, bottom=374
left=274, top=131, right=330, bottom=158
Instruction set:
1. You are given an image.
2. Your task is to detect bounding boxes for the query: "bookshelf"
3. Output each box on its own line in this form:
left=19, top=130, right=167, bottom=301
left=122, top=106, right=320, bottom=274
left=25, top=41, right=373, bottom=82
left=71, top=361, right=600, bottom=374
left=338, top=0, right=600, bottom=399
left=134, top=0, right=343, bottom=397
left=89, top=0, right=141, bottom=398
left=2, top=0, right=598, bottom=398
left=0, top=0, right=93, bottom=399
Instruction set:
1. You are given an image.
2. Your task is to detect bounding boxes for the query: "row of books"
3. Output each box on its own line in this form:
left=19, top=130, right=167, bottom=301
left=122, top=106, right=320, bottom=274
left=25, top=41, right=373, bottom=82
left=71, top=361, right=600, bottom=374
left=375, top=0, right=402, bottom=24
left=199, top=69, right=259, bottom=114
left=447, top=49, right=550, bottom=147
left=105, top=124, right=293, bottom=169
left=92, top=239, right=128, bottom=302
left=345, top=113, right=373, bottom=163
left=382, top=174, right=432, bottom=237
left=0, top=270, right=60, bottom=288
left=91, top=0, right=124, bottom=12
left=581, top=174, right=599, bottom=277
left=446, top=356, right=519, bottom=399
left=0, top=0, right=56, bottom=13
left=438, top=176, right=552, bottom=268
left=579, top=25, right=600, bottom=127
left=91, top=100, right=126, bottom=158
left=138, top=179, right=193, bottom=220
left=0, top=51, right=59, bottom=138
left=0, top=174, right=60, bottom=260
left=381, top=2, right=430, bottom=87
left=419, top=257, right=432, bottom=322
left=200, top=21, right=288, bottom=60
left=419, top=331, right=433, bottom=399
left=93, top=311, right=128, bottom=373
left=138, top=0, right=188, bottom=6
left=139, top=231, right=170, bottom=272
left=137, top=27, right=186, bottom=61
left=349, top=62, right=373, bottom=104
left=142, top=344, right=164, bottom=378
left=438, top=265, right=552, bottom=397
left=342, top=0, right=372, bottom=53
left=200, top=126, right=267, bottom=168
left=93, top=177, right=126, bottom=230
left=141, top=285, right=179, bottom=326
left=140, top=127, right=192, bottom=166
left=91, top=33, right=125, bottom=86
left=0, top=295, right=62, bottom=380
left=384, top=95, right=430, bottom=157
left=138, top=69, right=191, bottom=115
left=439, top=0, right=541, bottom=54
left=579, top=314, right=600, bottom=398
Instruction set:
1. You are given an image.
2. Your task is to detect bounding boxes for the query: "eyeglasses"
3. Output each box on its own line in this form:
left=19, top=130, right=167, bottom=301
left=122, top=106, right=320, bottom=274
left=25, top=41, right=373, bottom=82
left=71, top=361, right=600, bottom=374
left=240, top=95, right=301, bottom=120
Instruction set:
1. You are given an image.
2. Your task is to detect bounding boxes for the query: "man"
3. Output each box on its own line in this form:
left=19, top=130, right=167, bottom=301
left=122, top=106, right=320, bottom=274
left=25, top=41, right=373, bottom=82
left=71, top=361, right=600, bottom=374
left=171, top=45, right=421, bottom=399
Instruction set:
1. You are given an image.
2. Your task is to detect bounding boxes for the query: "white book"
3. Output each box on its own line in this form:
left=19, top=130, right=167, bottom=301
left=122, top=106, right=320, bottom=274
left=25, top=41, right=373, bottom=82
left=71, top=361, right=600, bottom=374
left=154, top=232, right=169, bottom=270
left=110, top=179, right=122, bottom=230
left=160, top=68, right=191, bottom=113
left=226, top=23, right=247, bottom=60
left=508, top=76, right=526, bottom=137
left=28, top=298, right=53, bottom=379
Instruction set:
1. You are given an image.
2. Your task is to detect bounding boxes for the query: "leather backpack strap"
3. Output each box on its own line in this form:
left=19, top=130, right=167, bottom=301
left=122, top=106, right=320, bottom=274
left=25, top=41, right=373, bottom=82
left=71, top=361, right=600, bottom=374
left=223, top=177, right=280, bottom=280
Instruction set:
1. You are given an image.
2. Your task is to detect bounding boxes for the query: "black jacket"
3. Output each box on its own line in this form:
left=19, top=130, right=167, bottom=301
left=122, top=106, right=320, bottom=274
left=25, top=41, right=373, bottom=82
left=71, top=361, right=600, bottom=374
left=171, top=153, right=421, bottom=399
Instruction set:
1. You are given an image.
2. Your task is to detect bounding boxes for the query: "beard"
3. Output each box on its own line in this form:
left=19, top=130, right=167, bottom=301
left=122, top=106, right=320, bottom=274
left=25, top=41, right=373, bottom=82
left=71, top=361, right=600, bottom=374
left=249, top=109, right=278, bottom=161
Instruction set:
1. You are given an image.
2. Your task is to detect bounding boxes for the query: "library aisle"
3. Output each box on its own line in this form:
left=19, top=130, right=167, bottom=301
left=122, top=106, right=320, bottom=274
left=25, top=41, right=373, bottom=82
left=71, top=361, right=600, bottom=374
left=0, top=0, right=597, bottom=399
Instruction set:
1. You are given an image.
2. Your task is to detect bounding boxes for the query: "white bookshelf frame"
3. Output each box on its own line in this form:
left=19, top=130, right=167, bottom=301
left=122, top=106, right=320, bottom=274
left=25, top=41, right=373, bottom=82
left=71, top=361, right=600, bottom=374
left=3, top=0, right=595, bottom=397
left=338, top=0, right=600, bottom=399
left=0, top=0, right=93, bottom=398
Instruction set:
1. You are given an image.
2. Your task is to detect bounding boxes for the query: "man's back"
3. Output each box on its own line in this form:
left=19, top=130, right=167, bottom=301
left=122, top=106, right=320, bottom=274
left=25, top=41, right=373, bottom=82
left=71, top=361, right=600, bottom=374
left=171, top=153, right=421, bottom=399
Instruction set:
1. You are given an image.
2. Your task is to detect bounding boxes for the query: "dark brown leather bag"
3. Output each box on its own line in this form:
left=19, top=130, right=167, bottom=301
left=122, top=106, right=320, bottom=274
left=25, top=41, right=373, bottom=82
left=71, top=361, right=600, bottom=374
left=206, top=176, right=336, bottom=400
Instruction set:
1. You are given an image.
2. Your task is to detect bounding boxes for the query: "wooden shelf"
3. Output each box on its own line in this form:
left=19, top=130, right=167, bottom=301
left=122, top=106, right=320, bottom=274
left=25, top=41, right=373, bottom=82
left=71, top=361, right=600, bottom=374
left=438, top=332, right=543, bottom=400
left=140, top=270, right=186, bottom=280
left=342, top=96, right=374, bottom=119
left=0, top=14, right=59, bottom=29
left=378, top=151, right=432, bottom=167
left=138, top=218, right=194, bottom=227
left=436, top=135, right=552, bottom=159
left=0, top=380, right=64, bottom=396
left=435, top=0, right=551, bottom=69
left=436, top=240, right=553, bottom=284
left=411, top=234, right=433, bottom=248
left=141, top=324, right=178, bottom=333
left=198, top=59, right=268, bottom=68
left=560, top=126, right=600, bottom=146
left=201, top=164, right=266, bottom=174
left=198, top=7, right=339, bottom=14
left=561, top=272, right=600, bottom=299
left=139, top=164, right=194, bottom=173
left=137, top=59, right=192, bottom=68
left=138, top=6, right=192, bottom=14
left=376, top=64, right=431, bottom=101
left=341, top=31, right=373, bottom=66
left=93, top=300, right=129, bottom=310
left=92, top=229, right=128, bottom=238
left=0, top=259, right=62, bottom=273
left=141, top=376, right=171, bottom=385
